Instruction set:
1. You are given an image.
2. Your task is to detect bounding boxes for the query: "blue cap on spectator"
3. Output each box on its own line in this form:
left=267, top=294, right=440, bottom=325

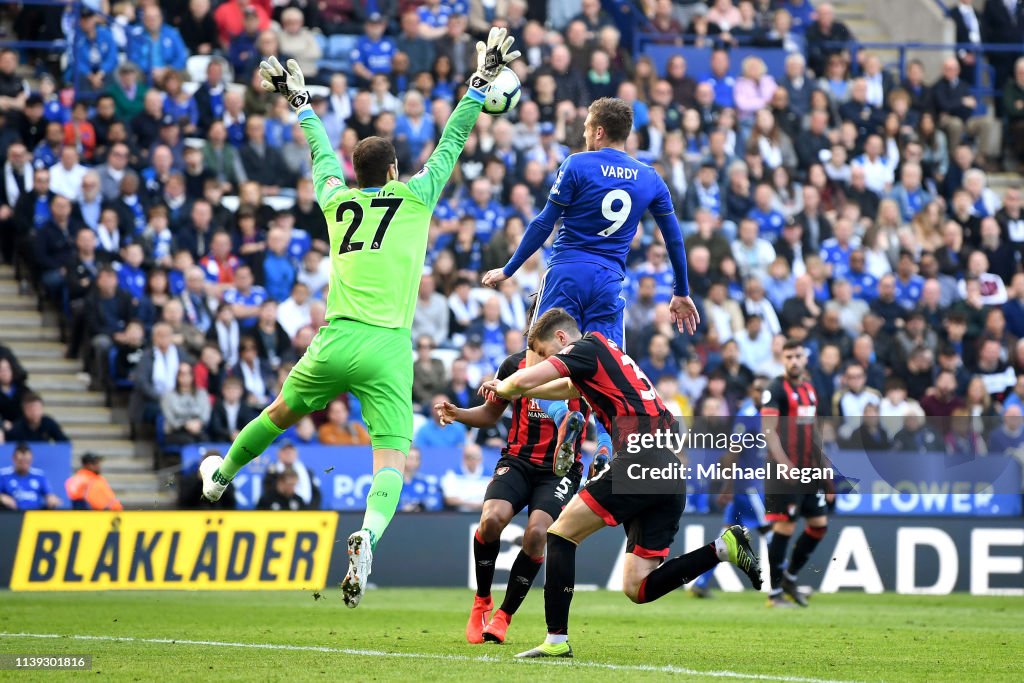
left=368, top=12, right=384, bottom=22
left=278, top=438, right=296, bottom=449
left=540, top=122, right=555, bottom=136
left=161, top=114, right=177, bottom=127
left=466, top=334, right=483, bottom=347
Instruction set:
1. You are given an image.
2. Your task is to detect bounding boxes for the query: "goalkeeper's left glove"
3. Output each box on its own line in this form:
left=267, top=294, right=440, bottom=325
left=259, top=56, right=310, bottom=112
left=467, top=26, right=521, bottom=91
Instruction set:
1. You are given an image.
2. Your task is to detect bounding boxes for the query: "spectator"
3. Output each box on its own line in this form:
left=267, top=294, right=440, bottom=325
left=398, top=446, right=442, bottom=511
left=933, top=57, right=1000, bottom=170
left=839, top=402, right=891, bottom=451
left=440, top=443, right=488, bottom=512
left=892, top=403, right=944, bottom=452
left=989, top=405, right=1024, bottom=458
left=131, top=321, right=188, bottom=427
left=264, top=440, right=321, bottom=509
left=411, top=273, right=450, bottom=347
left=351, top=13, right=396, bottom=85
left=0, top=442, right=60, bottom=510
left=256, top=465, right=307, bottom=510
left=416, top=393, right=468, bottom=448
left=129, top=6, right=188, bottom=84
left=5, top=392, right=67, bottom=443
left=805, top=2, right=854, bottom=77
left=239, top=116, right=293, bottom=194
left=318, top=399, right=371, bottom=446
left=160, top=362, right=211, bottom=445
left=208, top=375, right=257, bottom=441
left=275, top=7, right=321, bottom=79
left=233, top=336, right=273, bottom=405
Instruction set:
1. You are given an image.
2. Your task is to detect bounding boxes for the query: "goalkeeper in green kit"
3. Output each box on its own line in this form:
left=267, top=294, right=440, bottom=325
left=199, top=28, right=520, bottom=608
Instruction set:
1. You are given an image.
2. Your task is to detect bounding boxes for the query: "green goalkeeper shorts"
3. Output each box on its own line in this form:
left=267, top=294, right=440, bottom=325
left=281, top=317, right=413, bottom=454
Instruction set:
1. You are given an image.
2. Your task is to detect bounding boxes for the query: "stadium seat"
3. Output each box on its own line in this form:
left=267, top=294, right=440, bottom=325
left=106, top=346, right=134, bottom=407
left=326, top=34, right=357, bottom=60
left=306, top=84, right=330, bottom=100
left=185, top=55, right=212, bottom=83
left=220, top=196, right=240, bottom=213
left=181, top=80, right=200, bottom=96
left=263, top=195, right=297, bottom=212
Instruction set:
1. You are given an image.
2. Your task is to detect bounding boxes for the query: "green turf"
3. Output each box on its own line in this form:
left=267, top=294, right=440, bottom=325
left=0, top=589, right=1022, bottom=682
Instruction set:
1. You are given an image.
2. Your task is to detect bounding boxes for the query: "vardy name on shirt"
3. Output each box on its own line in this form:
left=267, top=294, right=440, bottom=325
left=601, top=165, right=639, bottom=180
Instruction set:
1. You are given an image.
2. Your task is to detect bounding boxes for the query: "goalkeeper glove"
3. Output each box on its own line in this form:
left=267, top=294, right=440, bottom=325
left=467, top=26, right=521, bottom=91
left=259, top=56, right=310, bottom=112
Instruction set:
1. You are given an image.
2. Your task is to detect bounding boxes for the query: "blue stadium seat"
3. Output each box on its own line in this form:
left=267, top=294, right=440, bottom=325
left=155, top=413, right=184, bottom=459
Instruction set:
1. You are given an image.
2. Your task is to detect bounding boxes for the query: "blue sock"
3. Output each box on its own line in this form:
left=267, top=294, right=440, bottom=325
left=595, top=421, right=613, bottom=455
left=537, top=399, right=569, bottom=425
left=692, top=568, right=713, bottom=590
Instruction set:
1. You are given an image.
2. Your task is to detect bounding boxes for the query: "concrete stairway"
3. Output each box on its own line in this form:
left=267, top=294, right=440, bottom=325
left=829, top=1, right=900, bottom=67
left=0, top=265, right=176, bottom=509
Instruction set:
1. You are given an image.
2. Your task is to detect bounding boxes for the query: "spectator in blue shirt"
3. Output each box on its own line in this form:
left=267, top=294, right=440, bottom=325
left=399, top=447, right=443, bottom=512
left=890, top=162, right=933, bottom=222
left=988, top=405, right=1024, bottom=457
left=418, top=0, right=453, bottom=39
left=68, top=9, right=118, bottom=93
left=847, top=249, right=879, bottom=301
left=222, top=264, right=268, bottom=328
left=395, top=90, right=436, bottom=165
left=702, top=49, right=736, bottom=109
left=747, top=183, right=787, bottom=243
left=116, top=243, right=148, bottom=301
left=820, top=218, right=859, bottom=282
left=255, top=227, right=297, bottom=302
left=465, top=296, right=511, bottom=368
left=415, top=394, right=468, bottom=448
left=128, top=5, right=188, bottom=84
left=351, top=13, right=396, bottom=85
left=0, top=443, right=61, bottom=510
left=894, top=251, right=925, bottom=310
left=629, top=243, right=675, bottom=304
left=460, top=177, right=505, bottom=242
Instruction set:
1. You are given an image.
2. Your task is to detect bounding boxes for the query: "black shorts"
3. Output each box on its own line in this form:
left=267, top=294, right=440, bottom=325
left=484, top=456, right=583, bottom=520
left=577, top=452, right=686, bottom=559
left=764, top=489, right=829, bottom=523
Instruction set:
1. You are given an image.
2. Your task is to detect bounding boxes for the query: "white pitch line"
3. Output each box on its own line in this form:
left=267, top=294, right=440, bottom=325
left=0, top=632, right=860, bottom=683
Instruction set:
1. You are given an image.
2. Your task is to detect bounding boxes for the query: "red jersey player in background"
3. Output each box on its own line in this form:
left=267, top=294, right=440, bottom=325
left=761, top=339, right=835, bottom=608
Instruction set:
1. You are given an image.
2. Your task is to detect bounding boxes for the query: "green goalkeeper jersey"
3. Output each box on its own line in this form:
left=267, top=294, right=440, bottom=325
left=296, top=89, right=485, bottom=330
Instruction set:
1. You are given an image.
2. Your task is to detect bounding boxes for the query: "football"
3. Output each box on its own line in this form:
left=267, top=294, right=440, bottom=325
left=482, top=67, right=521, bottom=116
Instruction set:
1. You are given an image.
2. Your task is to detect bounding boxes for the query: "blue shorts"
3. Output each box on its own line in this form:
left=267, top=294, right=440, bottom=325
left=723, top=486, right=768, bottom=531
left=534, top=263, right=625, bottom=347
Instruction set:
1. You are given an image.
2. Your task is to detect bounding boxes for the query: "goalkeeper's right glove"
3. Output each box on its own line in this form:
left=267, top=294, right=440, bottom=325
left=467, top=26, right=521, bottom=91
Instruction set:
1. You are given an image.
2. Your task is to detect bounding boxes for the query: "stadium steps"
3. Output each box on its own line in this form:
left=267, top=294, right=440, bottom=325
left=828, top=1, right=899, bottom=66
left=0, top=264, right=173, bottom=509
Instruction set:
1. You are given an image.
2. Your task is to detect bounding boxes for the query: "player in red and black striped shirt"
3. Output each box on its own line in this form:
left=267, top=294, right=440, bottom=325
left=760, top=339, right=833, bottom=608
left=435, top=348, right=589, bottom=645
left=484, top=308, right=761, bottom=659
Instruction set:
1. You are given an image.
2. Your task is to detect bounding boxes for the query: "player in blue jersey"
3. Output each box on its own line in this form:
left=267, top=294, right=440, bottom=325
left=482, top=97, right=699, bottom=476
left=690, top=379, right=771, bottom=598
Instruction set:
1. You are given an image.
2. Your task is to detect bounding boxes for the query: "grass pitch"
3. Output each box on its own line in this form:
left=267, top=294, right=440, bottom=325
left=0, top=589, right=1022, bottom=682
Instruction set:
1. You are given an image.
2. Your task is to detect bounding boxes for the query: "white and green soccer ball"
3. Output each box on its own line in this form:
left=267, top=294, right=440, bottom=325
left=483, top=67, right=522, bottom=116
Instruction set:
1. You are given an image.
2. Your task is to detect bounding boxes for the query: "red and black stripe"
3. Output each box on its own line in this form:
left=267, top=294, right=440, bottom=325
left=551, top=332, right=674, bottom=450
left=503, top=356, right=588, bottom=468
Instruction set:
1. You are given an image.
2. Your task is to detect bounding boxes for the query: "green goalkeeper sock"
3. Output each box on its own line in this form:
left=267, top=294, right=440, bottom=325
left=360, top=467, right=404, bottom=550
left=215, top=410, right=285, bottom=482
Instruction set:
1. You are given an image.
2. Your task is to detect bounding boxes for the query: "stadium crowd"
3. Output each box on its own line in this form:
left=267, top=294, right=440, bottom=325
left=2, top=0, right=1024, bottom=511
